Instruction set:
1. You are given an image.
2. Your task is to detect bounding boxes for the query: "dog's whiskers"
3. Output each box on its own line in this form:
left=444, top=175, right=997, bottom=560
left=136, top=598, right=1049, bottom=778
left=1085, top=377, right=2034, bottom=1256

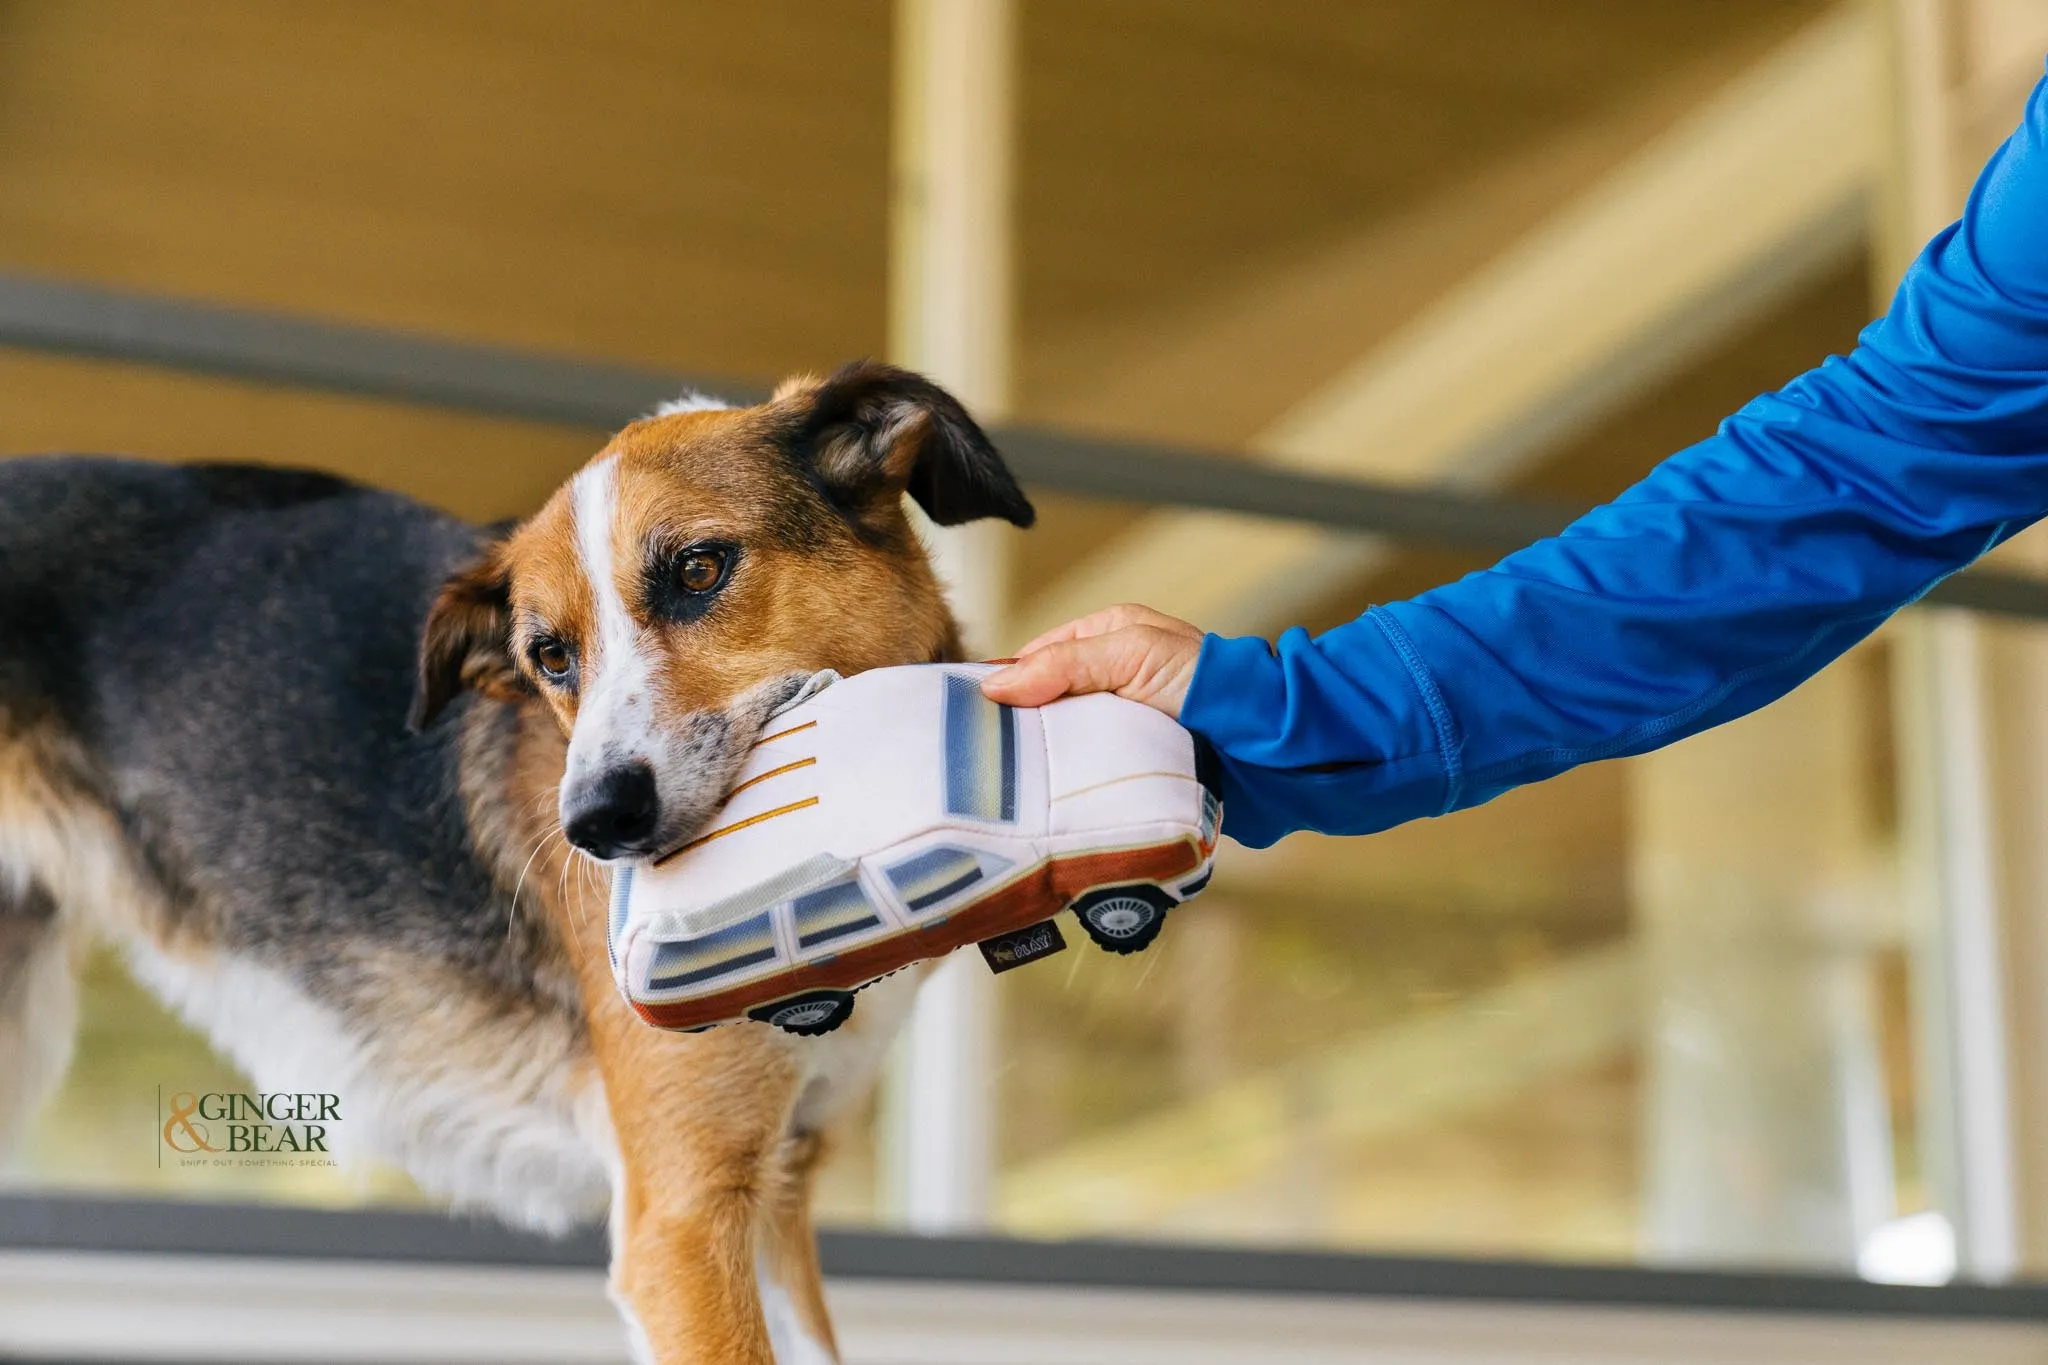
left=556, top=842, right=576, bottom=925
left=572, top=849, right=606, bottom=931
left=507, top=826, right=557, bottom=947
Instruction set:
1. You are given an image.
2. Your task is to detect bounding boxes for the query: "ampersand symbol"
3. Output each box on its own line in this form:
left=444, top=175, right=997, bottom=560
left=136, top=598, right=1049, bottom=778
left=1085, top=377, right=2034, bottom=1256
left=162, top=1091, right=217, bottom=1153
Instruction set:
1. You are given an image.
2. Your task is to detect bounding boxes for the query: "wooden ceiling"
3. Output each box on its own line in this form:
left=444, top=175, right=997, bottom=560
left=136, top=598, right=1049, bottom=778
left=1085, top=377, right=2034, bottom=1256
left=0, top=0, right=1832, bottom=506
left=1016, top=0, right=1826, bottom=417
left=0, top=0, right=893, bottom=375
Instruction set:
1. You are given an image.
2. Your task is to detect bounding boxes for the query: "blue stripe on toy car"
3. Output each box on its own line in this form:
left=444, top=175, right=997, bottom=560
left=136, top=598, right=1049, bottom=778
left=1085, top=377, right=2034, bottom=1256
left=791, top=873, right=883, bottom=950
left=646, top=911, right=779, bottom=991
left=887, top=844, right=985, bottom=912
left=943, top=673, right=1017, bottom=822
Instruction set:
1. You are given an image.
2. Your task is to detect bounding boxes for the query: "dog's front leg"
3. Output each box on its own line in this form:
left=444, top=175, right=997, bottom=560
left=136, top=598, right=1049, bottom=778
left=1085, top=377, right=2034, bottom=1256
left=591, top=1006, right=803, bottom=1365
left=553, top=879, right=804, bottom=1365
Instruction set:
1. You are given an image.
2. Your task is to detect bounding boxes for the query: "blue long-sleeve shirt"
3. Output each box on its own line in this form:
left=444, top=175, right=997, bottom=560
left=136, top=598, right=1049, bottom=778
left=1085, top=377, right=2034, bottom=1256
left=1182, top=69, right=2048, bottom=850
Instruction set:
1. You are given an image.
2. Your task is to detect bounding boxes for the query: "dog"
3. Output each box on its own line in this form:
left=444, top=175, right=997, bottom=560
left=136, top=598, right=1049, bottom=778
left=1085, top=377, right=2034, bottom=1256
left=0, top=360, right=1034, bottom=1364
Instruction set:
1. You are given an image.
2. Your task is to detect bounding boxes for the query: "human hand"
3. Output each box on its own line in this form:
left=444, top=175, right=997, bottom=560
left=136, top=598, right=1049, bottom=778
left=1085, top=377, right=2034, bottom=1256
left=981, top=604, right=1204, bottom=719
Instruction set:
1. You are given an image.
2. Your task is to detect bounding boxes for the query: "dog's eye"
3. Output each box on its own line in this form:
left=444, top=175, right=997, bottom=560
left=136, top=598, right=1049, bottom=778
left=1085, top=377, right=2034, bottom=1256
left=676, top=546, right=731, bottom=595
left=646, top=541, right=739, bottom=623
left=531, top=639, right=573, bottom=680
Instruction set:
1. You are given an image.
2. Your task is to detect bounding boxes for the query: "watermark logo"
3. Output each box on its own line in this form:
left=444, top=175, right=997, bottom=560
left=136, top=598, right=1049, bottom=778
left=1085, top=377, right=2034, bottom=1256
left=157, top=1088, right=342, bottom=1168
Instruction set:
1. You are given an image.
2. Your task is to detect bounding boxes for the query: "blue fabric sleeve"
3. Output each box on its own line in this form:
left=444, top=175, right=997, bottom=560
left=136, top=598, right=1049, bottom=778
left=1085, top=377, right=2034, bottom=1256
left=1183, top=68, right=2048, bottom=850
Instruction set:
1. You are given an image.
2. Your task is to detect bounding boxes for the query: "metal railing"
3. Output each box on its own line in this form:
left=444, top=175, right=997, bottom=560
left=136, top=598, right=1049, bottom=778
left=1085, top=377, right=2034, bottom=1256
left=7, top=1193, right=2048, bottom=1320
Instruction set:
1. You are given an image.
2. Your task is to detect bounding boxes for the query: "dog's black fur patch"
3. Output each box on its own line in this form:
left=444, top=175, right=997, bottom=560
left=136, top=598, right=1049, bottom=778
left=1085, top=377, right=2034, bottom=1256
left=0, top=456, right=531, bottom=998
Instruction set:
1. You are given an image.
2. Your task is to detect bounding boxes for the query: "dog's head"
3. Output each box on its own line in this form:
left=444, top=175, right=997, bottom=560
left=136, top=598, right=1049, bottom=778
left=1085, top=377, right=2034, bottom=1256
left=411, top=360, right=1033, bottom=861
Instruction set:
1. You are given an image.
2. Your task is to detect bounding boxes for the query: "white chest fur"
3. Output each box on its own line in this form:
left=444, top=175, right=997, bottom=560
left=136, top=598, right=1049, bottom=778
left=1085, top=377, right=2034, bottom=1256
left=123, top=939, right=610, bottom=1234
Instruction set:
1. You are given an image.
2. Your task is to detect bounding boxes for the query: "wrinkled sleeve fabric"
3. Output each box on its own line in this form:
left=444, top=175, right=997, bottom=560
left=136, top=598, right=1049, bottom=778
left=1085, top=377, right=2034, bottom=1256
left=1183, top=69, right=2048, bottom=850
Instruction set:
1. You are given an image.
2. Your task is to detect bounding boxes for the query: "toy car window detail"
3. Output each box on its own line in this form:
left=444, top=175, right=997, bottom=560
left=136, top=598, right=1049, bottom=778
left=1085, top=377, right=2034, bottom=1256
left=608, top=865, right=635, bottom=970
left=887, top=844, right=993, bottom=913
left=647, top=910, right=780, bottom=991
left=790, top=873, right=884, bottom=950
left=943, top=672, right=1017, bottom=823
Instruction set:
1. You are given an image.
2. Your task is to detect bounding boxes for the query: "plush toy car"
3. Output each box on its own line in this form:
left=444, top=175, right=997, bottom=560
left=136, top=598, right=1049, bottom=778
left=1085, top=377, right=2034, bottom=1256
left=606, top=662, right=1222, bottom=1035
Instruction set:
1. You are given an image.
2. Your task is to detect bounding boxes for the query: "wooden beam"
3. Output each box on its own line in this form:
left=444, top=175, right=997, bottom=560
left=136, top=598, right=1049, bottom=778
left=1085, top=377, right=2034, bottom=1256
left=1014, top=6, right=1880, bottom=641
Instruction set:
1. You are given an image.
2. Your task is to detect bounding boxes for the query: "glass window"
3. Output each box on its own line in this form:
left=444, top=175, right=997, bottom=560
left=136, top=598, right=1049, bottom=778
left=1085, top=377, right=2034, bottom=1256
left=886, top=845, right=994, bottom=915
left=647, top=913, right=782, bottom=993
left=791, top=873, right=887, bottom=953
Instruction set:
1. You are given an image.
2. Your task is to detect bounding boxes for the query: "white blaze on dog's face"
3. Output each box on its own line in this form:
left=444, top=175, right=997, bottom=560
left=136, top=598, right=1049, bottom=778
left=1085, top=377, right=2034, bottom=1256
left=410, top=362, right=1035, bottom=863
left=557, top=451, right=745, bottom=859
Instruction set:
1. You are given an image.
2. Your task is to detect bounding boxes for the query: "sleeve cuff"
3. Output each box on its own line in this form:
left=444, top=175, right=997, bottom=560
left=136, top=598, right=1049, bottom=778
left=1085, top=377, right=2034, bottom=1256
left=1177, top=618, right=1462, bottom=846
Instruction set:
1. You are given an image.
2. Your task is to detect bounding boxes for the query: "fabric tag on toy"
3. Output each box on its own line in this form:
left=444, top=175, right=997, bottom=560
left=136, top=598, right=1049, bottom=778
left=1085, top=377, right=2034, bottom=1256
left=978, top=918, right=1067, bottom=974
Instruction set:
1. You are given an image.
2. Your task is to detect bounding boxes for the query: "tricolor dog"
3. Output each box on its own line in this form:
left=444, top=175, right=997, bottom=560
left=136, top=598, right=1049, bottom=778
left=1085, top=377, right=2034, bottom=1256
left=0, top=362, right=1033, bottom=1364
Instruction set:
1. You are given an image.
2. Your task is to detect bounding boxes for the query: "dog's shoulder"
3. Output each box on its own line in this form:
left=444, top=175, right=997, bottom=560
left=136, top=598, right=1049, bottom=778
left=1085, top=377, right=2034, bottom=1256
left=0, top=454, right=360, bottom=533
left=0, top=455, right=467, bottom=593
left=0, top=455, right=529, bottom=968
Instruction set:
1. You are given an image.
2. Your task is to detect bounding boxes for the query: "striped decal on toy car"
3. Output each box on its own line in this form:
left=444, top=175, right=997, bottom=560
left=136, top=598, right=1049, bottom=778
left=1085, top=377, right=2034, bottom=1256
left=943, top=672, right=1017, bottom=823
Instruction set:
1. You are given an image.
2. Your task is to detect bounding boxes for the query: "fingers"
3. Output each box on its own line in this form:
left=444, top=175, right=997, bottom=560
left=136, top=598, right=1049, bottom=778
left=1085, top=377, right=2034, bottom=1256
left=982, top=611, right=1203, bottom=719
left=1014, top=603, right=1192, bottom=659
left=982, top=638, right=1124, bottom=707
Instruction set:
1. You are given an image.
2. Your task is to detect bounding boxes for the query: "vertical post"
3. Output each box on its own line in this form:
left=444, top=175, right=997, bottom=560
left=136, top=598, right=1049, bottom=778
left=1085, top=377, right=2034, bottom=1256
left=1635, top=658, right=1899, bottom=1270
left=1988, top=579, right=2048, bottom=1274
left=1895, top=618, right=2019, bottom=1278
left=1957, top=0, right=2048, bottom=1280
left=1873, top=0, right=2021, bottom=1282
left=881, top=0, right=1016, bottom=1234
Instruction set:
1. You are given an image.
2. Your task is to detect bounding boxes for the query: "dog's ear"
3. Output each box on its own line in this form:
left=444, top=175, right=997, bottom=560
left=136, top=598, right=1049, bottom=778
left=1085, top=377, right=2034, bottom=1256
left=781, top=360, right=1035, bottom=529
left=411, top=545, right=521, bottom=731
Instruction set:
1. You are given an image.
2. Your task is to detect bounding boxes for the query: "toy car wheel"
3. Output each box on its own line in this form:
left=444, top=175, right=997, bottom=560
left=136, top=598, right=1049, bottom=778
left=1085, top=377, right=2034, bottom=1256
left=1071, top=885, right=1173, bottom=955
left=749, top=990, right=856, bottom=1036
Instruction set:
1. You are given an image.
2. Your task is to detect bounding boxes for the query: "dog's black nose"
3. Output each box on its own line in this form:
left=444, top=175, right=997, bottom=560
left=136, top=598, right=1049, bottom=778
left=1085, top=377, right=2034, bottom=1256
left=562, top=762, right=662, bottom=859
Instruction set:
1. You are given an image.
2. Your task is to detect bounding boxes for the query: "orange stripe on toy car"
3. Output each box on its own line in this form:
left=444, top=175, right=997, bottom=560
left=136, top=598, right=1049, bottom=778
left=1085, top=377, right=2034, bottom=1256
left=1049, top=771, right=1200, bottom=803
left=726, top=756, right=816, bottom=800
left=751, top=720, right=817, bottom=748
left=655, top=796, right=819, bottom=864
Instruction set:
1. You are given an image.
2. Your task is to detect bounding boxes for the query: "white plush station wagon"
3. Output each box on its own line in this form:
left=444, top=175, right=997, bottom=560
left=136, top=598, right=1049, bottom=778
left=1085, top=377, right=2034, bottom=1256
left=607, top=663, right=1221, bottom=1035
